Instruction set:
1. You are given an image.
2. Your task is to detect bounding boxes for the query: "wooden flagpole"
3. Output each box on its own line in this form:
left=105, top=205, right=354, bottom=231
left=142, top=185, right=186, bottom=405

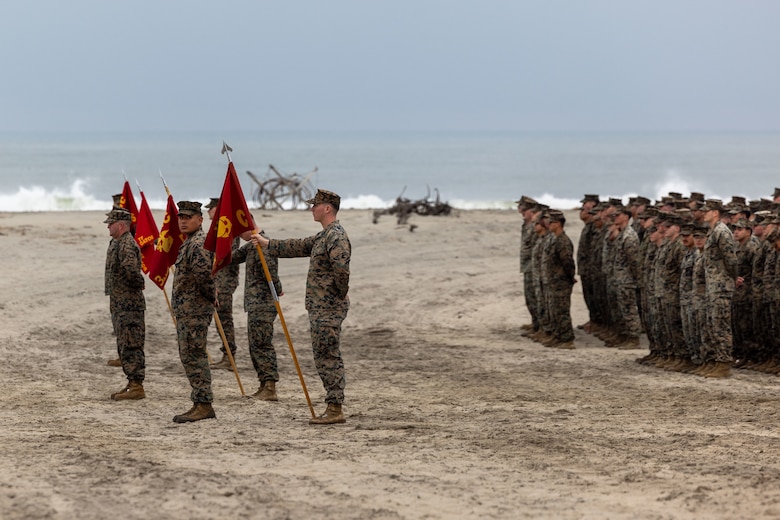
left=254, top=241, right=315, bottom=418
left=221, top=142, right=314, bottom=417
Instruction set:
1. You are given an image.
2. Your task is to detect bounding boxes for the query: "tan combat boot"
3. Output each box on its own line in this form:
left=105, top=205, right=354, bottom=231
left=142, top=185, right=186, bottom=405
left=703, top=361, right=732, bottom=378
left=111, top=380, right=145, bottom=400
left=553, top=341, right=575, bottom=350
left=210, top=353, right=233, bottom=370
left=107, top=358, right=122, bottom=367
left=617, top=337, right=641, bottom=350
left=173, top=402, right=216, bottom=423
left=309, top=403, right=346, bottom=425
left=252, top=380, right=278, bottom=401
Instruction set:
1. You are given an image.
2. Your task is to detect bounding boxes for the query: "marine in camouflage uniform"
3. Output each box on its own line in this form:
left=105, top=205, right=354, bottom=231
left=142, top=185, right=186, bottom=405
left=658, top=215, right=687, bottom=368
left=105, top=193, right=124, bottom=366
left=541, top=210, right=576, bottom=348
left=231, top=231, right=283, bottom=400
left=529, top=213, right=552, bottom=343
left=576, top=194, right=599, bottom=331
left=105, top=208, right=147, bottom=400
left=517, top=197, right=540, bottom=333
left=607, top=207, right=641, bottom=348
left=699, top=200, right=738, bottom=377
left=761, top=227, right=780, bottom=370
left=690, top=226, right=709, bottom=371
left=205, top=198, right=241, bottom=369
left=748, top=216, right=773, bottom=366
left=731, top=218, right=760, bottom=366
left=172, top=201, right=217, bottom=423
left=588, top=204, right=609, bottom=336
left=257, top=189, right=350, bottom=425
left=678, top=224, right=700, bottom=365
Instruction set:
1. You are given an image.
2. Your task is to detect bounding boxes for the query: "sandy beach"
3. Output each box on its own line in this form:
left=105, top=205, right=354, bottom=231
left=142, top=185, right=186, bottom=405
left=3, top=207, right=780, bottom=520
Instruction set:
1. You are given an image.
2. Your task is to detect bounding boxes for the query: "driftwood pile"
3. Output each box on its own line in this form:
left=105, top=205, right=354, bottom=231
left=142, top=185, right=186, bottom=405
left=246, top=164, right=316, bottom=210
left=373, top=186, right=453, bottom=230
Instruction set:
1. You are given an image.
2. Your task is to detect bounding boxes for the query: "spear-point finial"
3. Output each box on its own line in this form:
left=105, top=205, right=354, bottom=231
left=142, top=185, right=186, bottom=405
left=159, top=169, right=171, bottom=197
left=221, top=141, right=233, bottom=163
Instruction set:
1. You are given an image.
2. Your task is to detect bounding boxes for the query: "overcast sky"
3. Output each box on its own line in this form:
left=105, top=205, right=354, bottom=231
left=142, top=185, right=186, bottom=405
left=2, top=1, right=779, bottom=133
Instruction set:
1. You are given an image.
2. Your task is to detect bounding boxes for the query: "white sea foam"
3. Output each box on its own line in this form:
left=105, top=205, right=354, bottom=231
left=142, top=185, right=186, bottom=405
left=0, top=180, right=109, bottom=212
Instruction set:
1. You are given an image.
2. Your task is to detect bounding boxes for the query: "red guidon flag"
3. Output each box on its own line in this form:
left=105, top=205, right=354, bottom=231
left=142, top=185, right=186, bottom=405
left=147, top=194, right=185, bottom=289
left=120, top=181, right=139, bottom=229
left=204, top=161, right=254, bottom=275
left=134, top=190, right=159, bottom=274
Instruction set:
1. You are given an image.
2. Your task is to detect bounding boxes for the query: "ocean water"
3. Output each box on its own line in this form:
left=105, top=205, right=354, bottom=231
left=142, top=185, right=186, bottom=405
left=1, top=131, right=779, bottom=212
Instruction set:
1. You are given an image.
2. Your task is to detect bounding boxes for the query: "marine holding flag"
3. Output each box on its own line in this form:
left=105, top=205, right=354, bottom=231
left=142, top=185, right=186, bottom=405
left=251, top=189, right=351, bottom=425
left=171, top=201, right=218, bottom=424
left=205, top=197, right=241, bottom=370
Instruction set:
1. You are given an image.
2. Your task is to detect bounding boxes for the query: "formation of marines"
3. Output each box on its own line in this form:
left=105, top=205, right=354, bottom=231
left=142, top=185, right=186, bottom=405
left=519, top=187, right=780, bottom=380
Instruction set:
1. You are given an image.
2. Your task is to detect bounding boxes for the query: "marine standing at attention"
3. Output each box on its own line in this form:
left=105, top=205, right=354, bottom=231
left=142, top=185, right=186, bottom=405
left=105, top=193, right=124, bottom=367
left=105, top=207, right=147, bottom=401
left=231, top=228, right=283, bottom=401
left=172, top=201, right=218, bottom=423
left=251, top=189, right=351, bottom=425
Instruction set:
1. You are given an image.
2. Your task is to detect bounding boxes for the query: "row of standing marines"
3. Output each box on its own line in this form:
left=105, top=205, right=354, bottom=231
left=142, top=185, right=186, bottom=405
left=104, top=188, right=351, bottom=424
left=518, top=188, right=780, bottom=379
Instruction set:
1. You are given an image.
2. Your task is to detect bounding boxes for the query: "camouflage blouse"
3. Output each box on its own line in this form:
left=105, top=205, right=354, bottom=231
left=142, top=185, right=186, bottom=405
left=232, top=240, right=282, bottom=315
left=106, top=231, right=145, bottom=313
left=172, top=228, right=215, bottom=318
left=268, top=220, right=350, bottom=317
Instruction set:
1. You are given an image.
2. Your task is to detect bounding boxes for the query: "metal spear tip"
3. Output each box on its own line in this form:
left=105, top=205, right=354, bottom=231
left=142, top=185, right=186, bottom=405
left=221, top=141, right=233, bottom=155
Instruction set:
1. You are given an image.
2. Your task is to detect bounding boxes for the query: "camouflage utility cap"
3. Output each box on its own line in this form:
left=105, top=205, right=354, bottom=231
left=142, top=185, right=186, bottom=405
left=547, top=210, right=565, bottom=223
left=177, top=200, right=203, bottom=216
left=515, top=195, right=538, bottom=206
left=205, top=197, right=220, bottom=209
left=307, top=189, right=341, bottom=210
left=704, top=199, right=723, bottom=211
left=104, top=207, right=132, bottom=224
left=580, top=194, right=600, bottom=204
left=732, top=218, right=753, bottom=229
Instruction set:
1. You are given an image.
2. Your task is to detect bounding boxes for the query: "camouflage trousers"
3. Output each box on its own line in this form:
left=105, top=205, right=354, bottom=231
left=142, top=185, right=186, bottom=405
left=533, top=280, right=550, bottom=334
left=523, top=272, right=540, bottom=329
left=610, top=284, right=641, bottom=338
left=580, top=273, right=596, bottom=323
left=753, top=295, right=773, bottom=360
left=545, top=284, right=574, bottom=342
left=766, top=298, right=780, bottom=356
left=176, top=315, right=213, bottom=403
left=731, top=298, right=755, bottom=361
left=310, top=313, right=346, bottom=404
left=680, top=296, right=702, bottom=363
left=216, top=290, right=237, bottom=355
left=648, top=296, right=666, bottom=354
left=248, top=312, right=277, bottom=383
left=593, top=273, right=609, bottom=327
left=662, top=294, right=686, bottom=357
left=116, top=310, right=145, bottom=382
left=703, top=294, right=733, bottom=363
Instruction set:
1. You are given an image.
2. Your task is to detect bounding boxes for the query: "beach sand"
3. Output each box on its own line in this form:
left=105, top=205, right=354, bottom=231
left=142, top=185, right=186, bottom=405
left=2, top=208, right=780, bottom=519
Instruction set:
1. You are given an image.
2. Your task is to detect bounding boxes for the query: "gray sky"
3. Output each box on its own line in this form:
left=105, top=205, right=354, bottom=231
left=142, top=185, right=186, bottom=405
left=2, top=0, right=779, bottom=132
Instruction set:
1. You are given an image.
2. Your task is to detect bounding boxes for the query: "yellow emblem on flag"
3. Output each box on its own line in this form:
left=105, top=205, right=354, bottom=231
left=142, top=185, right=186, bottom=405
left=157, top=231, right=174, bottom=253
left=218, top=216, right=232, bottom=238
